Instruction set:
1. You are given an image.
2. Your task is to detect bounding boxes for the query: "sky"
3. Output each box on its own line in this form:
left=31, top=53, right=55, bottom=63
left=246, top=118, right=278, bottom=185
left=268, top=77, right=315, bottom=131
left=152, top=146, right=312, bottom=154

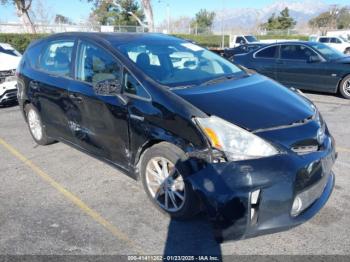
left=0, top=0, right=349, bottom=25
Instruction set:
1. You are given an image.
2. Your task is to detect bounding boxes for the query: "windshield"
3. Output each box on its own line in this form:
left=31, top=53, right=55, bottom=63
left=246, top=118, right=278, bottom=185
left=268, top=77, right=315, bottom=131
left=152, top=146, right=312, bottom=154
left=244, top=36, right=258, bottom=42
left=309, top=42, right=346, bottom=60
left=116, top=40, right=246, bottom=87
left=339, top=36, right=349, bottom=42
left=0, top=44, right=21, bottom=57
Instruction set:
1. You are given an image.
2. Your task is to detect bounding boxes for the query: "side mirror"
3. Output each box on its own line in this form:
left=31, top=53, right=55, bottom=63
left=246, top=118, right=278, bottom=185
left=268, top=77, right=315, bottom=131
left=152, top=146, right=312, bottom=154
left=307, top=55, right=321, bottom=63
left=93, top=79, right=122, bottom=96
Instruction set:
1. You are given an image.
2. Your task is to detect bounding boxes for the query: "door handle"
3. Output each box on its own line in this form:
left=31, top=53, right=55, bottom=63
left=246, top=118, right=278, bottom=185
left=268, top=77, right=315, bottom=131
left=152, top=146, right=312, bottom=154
left=69, top=93, right=84, bottom=103
left=130, top=114, right=144, bottom=121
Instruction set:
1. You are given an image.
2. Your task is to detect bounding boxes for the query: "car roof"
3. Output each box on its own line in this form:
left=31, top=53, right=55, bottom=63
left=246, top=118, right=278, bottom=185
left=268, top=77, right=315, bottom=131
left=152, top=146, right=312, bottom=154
left=41, top=32, right=182, bottom=46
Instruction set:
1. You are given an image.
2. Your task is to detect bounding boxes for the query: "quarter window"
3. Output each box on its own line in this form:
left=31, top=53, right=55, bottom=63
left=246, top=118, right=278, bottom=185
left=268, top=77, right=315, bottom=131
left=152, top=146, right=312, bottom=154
left=123, top=72, right=149, bottom=99
left=76, top=41, right=121, bottom=84
left=39, top=40, right=74, bottom=76
left=255, top=46, right=278, bottom=58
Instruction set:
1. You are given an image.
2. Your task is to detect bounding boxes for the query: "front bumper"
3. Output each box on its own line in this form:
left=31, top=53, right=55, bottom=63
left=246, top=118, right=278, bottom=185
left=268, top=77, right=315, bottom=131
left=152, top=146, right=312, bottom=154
left=0, top=80, right=17, bottom=105
left=187, top=134, right=336, bottom=242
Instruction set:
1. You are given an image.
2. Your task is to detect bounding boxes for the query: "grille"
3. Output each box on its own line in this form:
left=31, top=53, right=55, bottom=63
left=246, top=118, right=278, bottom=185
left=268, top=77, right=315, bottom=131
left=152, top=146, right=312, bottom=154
left=0, top=70, right=16, bottom=84
left=292, top=145, right=319, bottom=155
left=0, top=89, right=17, bottom=103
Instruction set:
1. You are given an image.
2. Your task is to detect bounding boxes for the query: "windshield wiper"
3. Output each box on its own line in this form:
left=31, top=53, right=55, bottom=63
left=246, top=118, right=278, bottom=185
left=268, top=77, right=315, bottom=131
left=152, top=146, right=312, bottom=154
left=170, top=84, right=197, bottom=90
left=201, top=74, right=247, bottom=86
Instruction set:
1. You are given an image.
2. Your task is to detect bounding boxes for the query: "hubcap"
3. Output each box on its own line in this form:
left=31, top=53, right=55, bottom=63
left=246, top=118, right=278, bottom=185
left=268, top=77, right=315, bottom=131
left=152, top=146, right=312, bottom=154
left=145, top=157, right=185, bottom=212
left=343, top=79, right=350, bottom=97
left=27, top=109, right=42, bottom=141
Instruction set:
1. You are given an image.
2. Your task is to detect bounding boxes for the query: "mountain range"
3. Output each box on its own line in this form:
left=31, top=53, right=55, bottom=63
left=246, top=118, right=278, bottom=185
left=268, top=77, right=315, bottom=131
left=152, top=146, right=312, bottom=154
left=212, top=0, right=331, bottom=32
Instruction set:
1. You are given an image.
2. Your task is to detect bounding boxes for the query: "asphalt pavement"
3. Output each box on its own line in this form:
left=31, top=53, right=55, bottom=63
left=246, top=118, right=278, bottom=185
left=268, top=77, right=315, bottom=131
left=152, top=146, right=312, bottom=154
left=0, top=92, right=349, bottom=259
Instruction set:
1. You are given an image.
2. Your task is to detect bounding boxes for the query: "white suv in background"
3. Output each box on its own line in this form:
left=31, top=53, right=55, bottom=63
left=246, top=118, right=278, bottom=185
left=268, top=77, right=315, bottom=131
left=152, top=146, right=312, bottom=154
left=0, top=43, right=21, bottom=105
left=317, top=36, right=350, bottom=55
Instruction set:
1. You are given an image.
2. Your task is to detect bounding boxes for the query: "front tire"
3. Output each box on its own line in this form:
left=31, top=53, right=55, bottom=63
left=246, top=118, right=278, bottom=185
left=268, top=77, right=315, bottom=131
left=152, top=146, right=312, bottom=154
left=140, top=142, right=200, bottom=219
left=344, top=48, right=350, bottom=55
left=25, top=104, right=55, bottom=145
left=339, top=75, right=350, bottom=99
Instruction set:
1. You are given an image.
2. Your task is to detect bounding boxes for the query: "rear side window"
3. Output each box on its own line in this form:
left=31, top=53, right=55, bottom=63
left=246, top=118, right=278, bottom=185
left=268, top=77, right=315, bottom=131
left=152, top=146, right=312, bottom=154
left=319, top=38, right=329, bottom=43
left=76, top=41, right=122, bottom=84
left=255, top=46, right=278, bottom=58
left=38, top=40, right=74, bottom=76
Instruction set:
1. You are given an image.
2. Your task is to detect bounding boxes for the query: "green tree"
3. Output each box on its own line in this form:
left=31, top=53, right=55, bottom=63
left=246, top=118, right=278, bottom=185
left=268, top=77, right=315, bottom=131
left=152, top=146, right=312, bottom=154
left=54, top=14, right=73, bottom=25
left=261, top=7, right=296, bottom=31
left=89, top=0, right=144, bottom=26
left=192, top=9, right=215, bottom=33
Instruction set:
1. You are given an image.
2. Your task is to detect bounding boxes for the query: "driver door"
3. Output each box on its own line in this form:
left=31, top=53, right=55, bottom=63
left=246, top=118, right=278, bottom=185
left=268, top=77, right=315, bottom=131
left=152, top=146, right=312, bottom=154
left=275, top=44, right=331, bottom=91
left=68, top=40, right=129, bottom=169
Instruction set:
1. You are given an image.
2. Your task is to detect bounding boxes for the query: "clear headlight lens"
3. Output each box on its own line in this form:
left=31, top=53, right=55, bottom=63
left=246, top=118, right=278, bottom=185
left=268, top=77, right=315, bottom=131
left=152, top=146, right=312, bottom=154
left=195, top=116, right=278, bottom=161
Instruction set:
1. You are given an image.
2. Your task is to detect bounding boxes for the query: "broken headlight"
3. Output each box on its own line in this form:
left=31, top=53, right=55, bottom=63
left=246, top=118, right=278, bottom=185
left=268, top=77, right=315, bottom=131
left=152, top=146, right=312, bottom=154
left=195, top=116, right=278, bottom=161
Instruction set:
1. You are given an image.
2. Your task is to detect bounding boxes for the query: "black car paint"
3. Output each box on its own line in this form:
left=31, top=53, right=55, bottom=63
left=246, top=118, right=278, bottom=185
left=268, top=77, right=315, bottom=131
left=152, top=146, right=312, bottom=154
left=18, top=33, right=336, bottom=242
left=223, top=43, right=266, bottom=59
left=233, top=41, right=350, bottom=93
left=174, top=74, right=314, bottom=131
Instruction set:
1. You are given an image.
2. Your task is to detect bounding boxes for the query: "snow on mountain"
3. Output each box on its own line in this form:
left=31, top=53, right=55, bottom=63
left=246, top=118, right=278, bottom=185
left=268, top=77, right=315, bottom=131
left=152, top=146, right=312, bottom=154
left=212, top=0, right=330, bottom=32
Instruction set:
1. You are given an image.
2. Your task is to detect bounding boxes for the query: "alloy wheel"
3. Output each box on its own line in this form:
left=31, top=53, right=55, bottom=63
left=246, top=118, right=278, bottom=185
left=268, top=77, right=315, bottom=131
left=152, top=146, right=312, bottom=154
left=27, top=109, right=43, bottom=141
left=343, top=79, right=350, bottom=97
left=145, top=157, right=186, bottom=212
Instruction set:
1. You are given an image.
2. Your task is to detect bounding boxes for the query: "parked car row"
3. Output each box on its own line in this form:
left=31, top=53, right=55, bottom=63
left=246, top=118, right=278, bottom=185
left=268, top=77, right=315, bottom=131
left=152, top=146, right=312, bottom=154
left=230, top=41, right=350, bottom=99
left=17, top=32, right=336, bottom=242
left=314, top=36, right=350, bottom=54
left=0, top=43, right=21, bottom=105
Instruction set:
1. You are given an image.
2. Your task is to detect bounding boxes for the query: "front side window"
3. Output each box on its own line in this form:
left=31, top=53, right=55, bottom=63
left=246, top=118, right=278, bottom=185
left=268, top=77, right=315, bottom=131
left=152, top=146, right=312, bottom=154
left=280, top=45, right=316, bottom=60
left=330, top=38, right=341, bottom=44
left=0, top=43, right=21, bottom=57
left=236, top=37, right=245, bottom=44
left=76, top=41, right=121, bottom=84
left=255, top=46, right=278, bottom=59
left=39, top=40, right=74, bottom=76
left=244, top=36, right=258, bottom=42
left=116, top=40, right=245, bottom=88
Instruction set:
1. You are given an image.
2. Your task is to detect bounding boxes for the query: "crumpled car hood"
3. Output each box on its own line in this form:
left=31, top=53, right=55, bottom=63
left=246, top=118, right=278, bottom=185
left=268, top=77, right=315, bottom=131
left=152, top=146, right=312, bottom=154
left=173, top=74, right=314, bottom=131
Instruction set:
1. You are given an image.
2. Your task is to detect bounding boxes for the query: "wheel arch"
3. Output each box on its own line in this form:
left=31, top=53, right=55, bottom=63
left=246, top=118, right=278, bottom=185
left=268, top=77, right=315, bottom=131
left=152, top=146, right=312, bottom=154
left=133, top=137, right=192, bottom=179
left=337, top=73, right=350, bottom=94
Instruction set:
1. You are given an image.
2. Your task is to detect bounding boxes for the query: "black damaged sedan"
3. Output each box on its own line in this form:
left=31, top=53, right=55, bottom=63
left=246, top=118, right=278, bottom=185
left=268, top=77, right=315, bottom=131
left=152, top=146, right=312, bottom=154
left=17, top=33, right=336, bottom=242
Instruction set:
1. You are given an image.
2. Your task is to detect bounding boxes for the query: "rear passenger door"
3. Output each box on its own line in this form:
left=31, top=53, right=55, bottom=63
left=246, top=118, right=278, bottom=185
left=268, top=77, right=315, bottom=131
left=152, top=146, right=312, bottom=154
left=34, top=39, right=76, bottom=141
left=251, top=45, right=278, bottom=80
left=68, top=40, right=130, bottom=169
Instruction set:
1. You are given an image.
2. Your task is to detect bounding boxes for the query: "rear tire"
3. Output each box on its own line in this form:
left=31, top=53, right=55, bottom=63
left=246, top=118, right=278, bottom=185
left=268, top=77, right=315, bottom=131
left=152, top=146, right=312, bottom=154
left=344, top=48, right=350, bottom=55
left=339, top=75, right=350, bottom=99
left=25, top=104, right=55, bottom=145
left=140, top=142, right=200, bottom=219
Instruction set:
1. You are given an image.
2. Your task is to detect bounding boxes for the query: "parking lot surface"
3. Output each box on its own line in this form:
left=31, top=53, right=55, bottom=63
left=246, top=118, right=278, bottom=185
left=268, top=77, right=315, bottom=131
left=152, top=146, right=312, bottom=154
left=0, top=92, right=349, bottom=257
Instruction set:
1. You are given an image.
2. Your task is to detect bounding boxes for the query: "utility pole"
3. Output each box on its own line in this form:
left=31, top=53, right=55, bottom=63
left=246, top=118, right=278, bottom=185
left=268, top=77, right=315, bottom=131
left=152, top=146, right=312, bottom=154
left=158, top=1, right=170, bottom=34
left=221, top=0, right=226, bottom=48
